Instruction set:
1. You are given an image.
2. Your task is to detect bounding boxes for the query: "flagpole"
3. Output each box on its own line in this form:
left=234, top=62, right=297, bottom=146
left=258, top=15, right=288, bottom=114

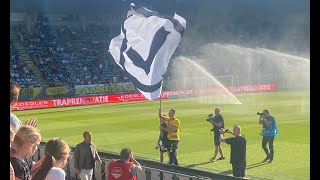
left=159, top=78, right=164, bottom=124
left=156, top=78, right=164, bottom=149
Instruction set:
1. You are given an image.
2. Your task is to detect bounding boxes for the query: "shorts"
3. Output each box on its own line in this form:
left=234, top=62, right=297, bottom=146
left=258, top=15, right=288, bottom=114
left=159, top=140, right=169, bottom=153
left=214, top=131, right=221, bottom=146
left=168, top=140, right=179, bottom=151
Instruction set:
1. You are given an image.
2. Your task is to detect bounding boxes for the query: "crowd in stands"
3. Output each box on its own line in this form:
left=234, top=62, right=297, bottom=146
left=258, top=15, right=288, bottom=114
left=10, top=12, right=309, bottom=94
left=10, top=41, right=41, bottom=88
left=10, top=15, right=130, bottom=88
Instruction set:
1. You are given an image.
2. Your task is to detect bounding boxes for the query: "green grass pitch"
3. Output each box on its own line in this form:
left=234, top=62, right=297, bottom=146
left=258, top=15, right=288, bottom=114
left=14, top=91, right=310, bottom=179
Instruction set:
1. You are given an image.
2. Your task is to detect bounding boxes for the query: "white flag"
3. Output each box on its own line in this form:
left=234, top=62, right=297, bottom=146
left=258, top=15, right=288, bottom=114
left=109, top=3, right=186, bottom=100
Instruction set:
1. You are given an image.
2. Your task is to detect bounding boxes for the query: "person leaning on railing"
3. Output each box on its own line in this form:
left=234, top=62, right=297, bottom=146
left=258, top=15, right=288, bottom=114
left=108, top=148, right=142, bottom=180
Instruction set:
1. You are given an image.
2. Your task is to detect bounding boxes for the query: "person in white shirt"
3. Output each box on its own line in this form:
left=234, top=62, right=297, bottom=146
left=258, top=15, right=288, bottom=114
left=10, top=81, right=37, bottom=132
left=31, top=138, right=70, bottom=180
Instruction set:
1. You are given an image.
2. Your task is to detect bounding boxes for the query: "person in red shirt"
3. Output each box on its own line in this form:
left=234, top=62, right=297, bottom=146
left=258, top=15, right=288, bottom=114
left=108, top=148, right=142, bottom=180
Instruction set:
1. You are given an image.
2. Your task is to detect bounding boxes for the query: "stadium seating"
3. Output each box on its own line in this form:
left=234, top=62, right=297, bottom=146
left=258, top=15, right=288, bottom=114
left=10, top=41, right=41, bottom=88
left=11, top=15, right=128, bottom=88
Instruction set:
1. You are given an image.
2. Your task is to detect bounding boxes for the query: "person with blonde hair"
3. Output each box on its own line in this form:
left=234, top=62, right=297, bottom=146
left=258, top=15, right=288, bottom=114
left=32, top=138, right=70, bottom=180
left=10, top=125, right=43, bottom=180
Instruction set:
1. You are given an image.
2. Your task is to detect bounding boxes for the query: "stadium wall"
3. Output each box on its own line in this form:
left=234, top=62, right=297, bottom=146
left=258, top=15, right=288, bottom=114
left=13, top=84, right=275, bottom=111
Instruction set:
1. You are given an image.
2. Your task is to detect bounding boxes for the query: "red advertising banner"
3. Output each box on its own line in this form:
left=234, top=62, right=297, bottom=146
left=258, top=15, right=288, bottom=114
left=13, top=93, right=147, bottom=111
left=228, top=84, right=276, bottom=93
left=13, top=84, right=275, bottom=111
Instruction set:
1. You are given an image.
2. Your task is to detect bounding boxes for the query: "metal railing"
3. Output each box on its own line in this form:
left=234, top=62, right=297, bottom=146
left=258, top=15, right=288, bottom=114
left=32, top=143, right=243, bottom=180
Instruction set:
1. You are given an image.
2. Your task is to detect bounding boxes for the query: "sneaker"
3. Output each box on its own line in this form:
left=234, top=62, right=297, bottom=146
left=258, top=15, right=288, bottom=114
left=210, top=157, right=216, bottom=161
left=268, top=159, right=273, bottom=163
left=262, top=157, right=269, bottom=162
left=217, top=157, right=225, bottom=160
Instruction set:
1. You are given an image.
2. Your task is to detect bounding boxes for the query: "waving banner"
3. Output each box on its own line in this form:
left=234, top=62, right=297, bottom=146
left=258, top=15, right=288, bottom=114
left=109, top=3, right=186, bottom=100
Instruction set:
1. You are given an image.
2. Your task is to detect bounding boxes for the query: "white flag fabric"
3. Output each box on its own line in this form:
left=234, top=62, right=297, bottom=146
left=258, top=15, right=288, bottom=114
left=109, top=3, right=186, bottom=100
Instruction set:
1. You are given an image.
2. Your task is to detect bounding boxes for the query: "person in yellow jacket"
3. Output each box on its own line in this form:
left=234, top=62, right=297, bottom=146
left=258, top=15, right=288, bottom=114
left=159, top=108, right=180, bottom=165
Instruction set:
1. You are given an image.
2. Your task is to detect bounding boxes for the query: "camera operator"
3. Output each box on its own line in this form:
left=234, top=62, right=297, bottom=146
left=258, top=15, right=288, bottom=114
left=258, top=110, right=278, bottom=163
left=207, top=107, right=225, bottom=161
left=220, top=125, right=247, bottom=179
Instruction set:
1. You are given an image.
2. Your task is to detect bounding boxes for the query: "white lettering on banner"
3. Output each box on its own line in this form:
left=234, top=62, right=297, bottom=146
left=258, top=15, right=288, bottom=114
left=17, top=101, right=48, bottom=107
left=52, top=96, right=109, bottom=106
left=163, top=90, right=194, bottom=97
left=229, top=84, right=273, bottom=93
left=120, top=94, right=143, bottom=99
left=94, top=96, right=108, bottom=103
left=52, top=98, right=85, bottom=106
left=115, top=93, right=145, bottom=102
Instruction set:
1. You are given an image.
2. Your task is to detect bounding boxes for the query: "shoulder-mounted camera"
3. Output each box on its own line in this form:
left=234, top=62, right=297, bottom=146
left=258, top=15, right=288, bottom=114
left=207, top=114, right=214, bottom=121
left=257, top=112, right=264, bottom=116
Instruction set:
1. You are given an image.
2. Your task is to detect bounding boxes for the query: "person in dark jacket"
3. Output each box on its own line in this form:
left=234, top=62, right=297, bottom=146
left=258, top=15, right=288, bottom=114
left=74, top=131, right=102, bottom=180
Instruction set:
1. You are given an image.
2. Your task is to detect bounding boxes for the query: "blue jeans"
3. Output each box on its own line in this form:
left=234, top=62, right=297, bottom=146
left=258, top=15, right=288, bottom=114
left=262, top=136, right=274, bottom=160
left=168, top=140, right=179, bottom=165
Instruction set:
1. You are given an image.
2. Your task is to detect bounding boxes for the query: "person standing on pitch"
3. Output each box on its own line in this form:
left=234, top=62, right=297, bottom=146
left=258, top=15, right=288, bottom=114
left=155, top=116, right=169, bottom=163
left=159, top=108, right=180, bottom=165
left=207, top=107, right=225, bottom=161
left=74, top=131, right=102, bottom=180
left=258, top=109, right=278, bottom=163
left=220, top=125, right=246, bottom=178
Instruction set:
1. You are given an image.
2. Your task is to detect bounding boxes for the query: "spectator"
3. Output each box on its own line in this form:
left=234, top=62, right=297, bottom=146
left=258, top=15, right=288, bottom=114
left=220, top=125, right=247, bottom=178
left=10, top=128, right=16, bottom=180
left=10, top=81, right=23, bottom=132
left=108, top=148, right=142, bottom=180
left=32, top=138, right=70, bottom=180
left=74, top=131, right=102, bottom=180
left=10, top=125, right=44, bottom=180
left=10, top=81, right=37, bottom=132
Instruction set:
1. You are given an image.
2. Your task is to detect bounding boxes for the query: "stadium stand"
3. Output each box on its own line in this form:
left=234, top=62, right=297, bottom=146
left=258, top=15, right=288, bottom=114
left=11, top=14, right=128, bottom=88
left=10, top=10, right=309, bottom=90
left=10, top=40, right=41, bottom=88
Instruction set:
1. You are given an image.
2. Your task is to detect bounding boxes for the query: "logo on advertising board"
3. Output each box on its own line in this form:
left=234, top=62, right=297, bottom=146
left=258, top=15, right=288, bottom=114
left=115, top=93, right=146, bottom=102
left=111, top=167, right=122, bottom=179
left=14, top=100, right=49, bottom=110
